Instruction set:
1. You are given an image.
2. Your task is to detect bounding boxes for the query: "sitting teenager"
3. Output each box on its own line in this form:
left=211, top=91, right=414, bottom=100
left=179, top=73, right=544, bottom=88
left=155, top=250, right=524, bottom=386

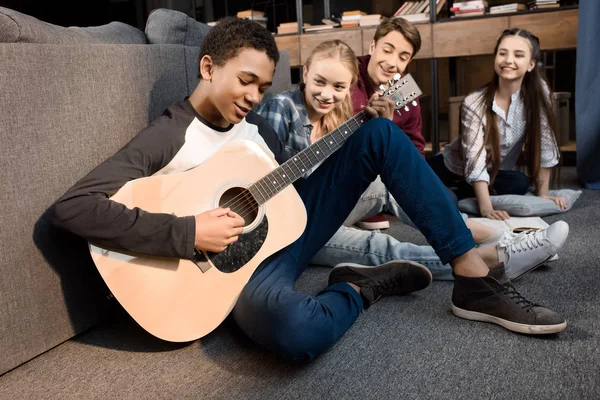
left=53, top=18, right=567, bottom=361
left=428, top=28, right=568, bottom=221
left=349, top=17, right=426, bottom=230
left=256, top=39, right=567, bottom=282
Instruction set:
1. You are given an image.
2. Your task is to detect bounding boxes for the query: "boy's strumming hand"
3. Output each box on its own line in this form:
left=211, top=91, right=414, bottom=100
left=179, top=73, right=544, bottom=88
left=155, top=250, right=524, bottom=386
left=362, top=93, right=395, bottom=121
left=194, top=208, right=245, bottom=252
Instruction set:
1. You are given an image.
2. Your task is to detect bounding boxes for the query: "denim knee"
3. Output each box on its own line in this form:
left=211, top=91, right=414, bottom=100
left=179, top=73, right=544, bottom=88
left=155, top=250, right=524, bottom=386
left=515, top=173, right=530, bottom=194
left=351, top=118, right=412, bottom=152
left=234, top=288, right=336, bottom=360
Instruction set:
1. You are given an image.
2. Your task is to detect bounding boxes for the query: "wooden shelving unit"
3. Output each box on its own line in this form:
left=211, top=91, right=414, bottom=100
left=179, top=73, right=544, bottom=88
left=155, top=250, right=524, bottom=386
left=273, top=5, right=579, bottom=153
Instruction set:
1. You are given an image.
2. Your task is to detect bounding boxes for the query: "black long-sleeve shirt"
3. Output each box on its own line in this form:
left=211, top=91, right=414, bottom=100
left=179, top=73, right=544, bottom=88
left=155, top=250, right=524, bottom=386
left=53, top=99, right=289, bottom=260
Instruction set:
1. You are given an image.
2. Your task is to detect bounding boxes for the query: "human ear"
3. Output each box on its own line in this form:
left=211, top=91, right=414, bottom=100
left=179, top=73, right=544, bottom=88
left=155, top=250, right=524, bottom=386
left=200, top=55, right=214, bottom=81
left=369, top=40, right=376, bottom=56
left=302, top=65, right=308, bottom=84
left=527, top=60, right=535, bottom=72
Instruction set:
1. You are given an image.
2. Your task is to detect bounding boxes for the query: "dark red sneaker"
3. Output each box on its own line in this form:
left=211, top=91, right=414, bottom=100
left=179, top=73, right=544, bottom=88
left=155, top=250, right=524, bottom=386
left=356, top=213, right=389, bottom=230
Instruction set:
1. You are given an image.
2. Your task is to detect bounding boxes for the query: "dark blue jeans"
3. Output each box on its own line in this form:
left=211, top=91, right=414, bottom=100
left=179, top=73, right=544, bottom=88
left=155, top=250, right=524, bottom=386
left=427, top=153, right=530, bottom=200
left=232, top=119, right=475, bottom=360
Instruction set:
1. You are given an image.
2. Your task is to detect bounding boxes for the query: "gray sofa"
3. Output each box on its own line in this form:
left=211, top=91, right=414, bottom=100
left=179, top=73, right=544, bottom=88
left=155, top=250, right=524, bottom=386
left=0, top=7, right=291, bottom=376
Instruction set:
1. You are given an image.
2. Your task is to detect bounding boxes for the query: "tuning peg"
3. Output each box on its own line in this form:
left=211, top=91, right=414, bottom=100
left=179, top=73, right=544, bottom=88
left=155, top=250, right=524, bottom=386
left=396, top=110, right=402, bottom=117
left=394, top=73, right=401, bottom=81
left=412, top=100, right=417, bottom=107
left=404, top=105, right=409, bottom=112
left=379, top=84, right=386, bottom=91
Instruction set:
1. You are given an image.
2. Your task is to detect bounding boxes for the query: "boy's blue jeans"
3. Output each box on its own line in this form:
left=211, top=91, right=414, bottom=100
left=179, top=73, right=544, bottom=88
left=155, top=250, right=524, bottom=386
left=231, top=119, right=475, bottom=360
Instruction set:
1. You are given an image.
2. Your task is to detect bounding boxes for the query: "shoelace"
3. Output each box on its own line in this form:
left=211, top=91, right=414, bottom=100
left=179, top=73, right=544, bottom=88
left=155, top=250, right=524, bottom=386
left=502, top=282, right=538, bottom=312
left=370, top=275, right=402, bottom=301
left=501, top=230, right=545, bottom=254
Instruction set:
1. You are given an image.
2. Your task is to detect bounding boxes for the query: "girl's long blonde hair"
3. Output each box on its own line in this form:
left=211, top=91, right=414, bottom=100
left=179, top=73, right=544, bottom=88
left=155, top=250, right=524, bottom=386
left=303, top=40, right=359, bottom=133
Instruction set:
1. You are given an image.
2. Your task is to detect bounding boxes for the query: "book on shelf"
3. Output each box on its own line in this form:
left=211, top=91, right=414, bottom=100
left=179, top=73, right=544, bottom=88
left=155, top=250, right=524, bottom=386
left=395, top=0, right=446, bottom=16
left=342, top=10, right=367, bottom=16
left=277, top=22, right=309, bottom=35
left=490, top=3, right=527, bottom=14
left=341, top=14, right=363, bottom=21
left=359, top=14, right=382, bottom=26
left=239, top=15, right=267, bottom=21
left=451, top=0, right=487, bottom=17
left=236, top=9, right=264, bottom=18
left=321, top=18, right=341, bottom=26
left=397, top=13, right=431, bottom=23
left=341, top=20, right=360, bottom=28
left=304, top=24, right=335, bottom=32
left=452, top=0, right=487, bottom=7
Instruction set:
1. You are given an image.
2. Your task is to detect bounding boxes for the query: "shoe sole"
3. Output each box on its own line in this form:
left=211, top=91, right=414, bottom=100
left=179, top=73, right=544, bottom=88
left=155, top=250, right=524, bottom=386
left=452, top=304, right=567, bottom=334
left=356, top=221, right=390, bottom=230
left=508, top=254, right=555, bottom=281
left=331, top=260, right=433, bottom=289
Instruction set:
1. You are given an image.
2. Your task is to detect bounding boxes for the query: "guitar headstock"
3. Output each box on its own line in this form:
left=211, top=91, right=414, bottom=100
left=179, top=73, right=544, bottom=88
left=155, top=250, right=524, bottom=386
left=378, top=73, right=423, bottom=115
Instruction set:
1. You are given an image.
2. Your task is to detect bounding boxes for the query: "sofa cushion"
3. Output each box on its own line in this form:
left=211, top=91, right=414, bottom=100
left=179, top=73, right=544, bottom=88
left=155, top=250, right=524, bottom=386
left=0, top=6, right=146, bottom=44
left=145, top=8, right=211, bottom=47
left=148, top=9, right=292, bottom=95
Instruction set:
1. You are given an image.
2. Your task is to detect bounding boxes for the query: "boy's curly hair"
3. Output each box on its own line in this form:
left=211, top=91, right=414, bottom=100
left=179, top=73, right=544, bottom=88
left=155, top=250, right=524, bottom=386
left=198, top=17, right=280, bottom=78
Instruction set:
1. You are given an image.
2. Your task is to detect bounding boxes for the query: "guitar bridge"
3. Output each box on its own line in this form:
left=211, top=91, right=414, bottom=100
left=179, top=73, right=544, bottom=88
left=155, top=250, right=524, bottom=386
left=192, top=249, right=212, bottom=273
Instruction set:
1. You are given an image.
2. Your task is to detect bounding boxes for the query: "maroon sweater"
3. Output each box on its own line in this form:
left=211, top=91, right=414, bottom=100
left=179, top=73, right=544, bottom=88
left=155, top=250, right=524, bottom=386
left=352, top=55, right=425, bottom=156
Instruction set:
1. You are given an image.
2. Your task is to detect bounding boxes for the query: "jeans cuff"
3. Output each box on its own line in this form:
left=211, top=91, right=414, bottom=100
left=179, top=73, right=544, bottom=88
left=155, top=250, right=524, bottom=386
left=435, top=230, right=476, bottom=265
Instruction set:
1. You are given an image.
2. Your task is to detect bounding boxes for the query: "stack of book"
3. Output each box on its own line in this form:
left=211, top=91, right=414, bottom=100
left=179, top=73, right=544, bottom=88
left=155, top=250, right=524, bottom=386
left=528, top=0, right=560, bottom=10
left=490, top=3, right=527, bottom=14
left=341, top=10, right=366, bottom=28
left=237, top=9, right=267, bottom=28
left=359, top=14, right=383, bottom=27
left=450, top=1, right=487, bottom=17
left=304, top=24, right=335, bottom=32
left=394, top=0, right=447, bottom=24
left=277, top=21, right=309, bottom=35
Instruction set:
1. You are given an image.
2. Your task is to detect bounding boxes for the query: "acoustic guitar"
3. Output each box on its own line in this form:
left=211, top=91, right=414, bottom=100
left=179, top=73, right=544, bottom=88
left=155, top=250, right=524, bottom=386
left=89, top=74, right=422, bottom=342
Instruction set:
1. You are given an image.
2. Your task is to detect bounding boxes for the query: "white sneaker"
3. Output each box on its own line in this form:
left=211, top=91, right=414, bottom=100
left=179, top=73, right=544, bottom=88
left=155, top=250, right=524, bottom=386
left=499, top=221, right=569, bottom=281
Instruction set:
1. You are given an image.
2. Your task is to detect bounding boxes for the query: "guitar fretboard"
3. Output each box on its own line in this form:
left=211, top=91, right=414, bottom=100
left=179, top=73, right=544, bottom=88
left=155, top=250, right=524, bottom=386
left=249, top=110, right=370, bottom=204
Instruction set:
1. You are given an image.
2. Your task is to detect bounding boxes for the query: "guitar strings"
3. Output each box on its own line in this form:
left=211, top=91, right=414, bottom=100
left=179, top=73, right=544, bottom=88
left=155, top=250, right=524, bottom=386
left=215, top=111, right=372, bottom=220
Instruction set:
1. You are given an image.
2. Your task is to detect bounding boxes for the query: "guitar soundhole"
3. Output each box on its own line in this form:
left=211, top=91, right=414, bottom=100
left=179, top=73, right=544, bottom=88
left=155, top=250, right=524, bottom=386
left=198, top=186, right=268, bottom=274
left=218, top=187, right=258, bottom=227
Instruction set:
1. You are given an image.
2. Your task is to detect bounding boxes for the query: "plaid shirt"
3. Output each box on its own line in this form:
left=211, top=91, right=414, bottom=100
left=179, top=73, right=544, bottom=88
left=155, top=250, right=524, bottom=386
left=255, top=88, right=322, bottom=176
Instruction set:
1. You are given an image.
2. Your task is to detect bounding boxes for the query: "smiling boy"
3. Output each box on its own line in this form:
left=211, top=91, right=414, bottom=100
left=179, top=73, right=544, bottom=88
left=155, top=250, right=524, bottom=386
left=352, top=18, right=425, bottom=230
left=53, top=17, right=567, bottom=361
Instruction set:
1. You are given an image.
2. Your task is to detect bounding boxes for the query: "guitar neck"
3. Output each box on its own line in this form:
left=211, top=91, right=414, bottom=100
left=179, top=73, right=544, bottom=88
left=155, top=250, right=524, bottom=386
left=250, top=109, right=371, bottom=204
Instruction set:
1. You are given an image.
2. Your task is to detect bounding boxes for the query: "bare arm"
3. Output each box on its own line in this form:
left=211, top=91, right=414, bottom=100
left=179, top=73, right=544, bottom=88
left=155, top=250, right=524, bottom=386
left=474, top=181, right=510, bottom=220
left=536, top=167, right=567, bottom=210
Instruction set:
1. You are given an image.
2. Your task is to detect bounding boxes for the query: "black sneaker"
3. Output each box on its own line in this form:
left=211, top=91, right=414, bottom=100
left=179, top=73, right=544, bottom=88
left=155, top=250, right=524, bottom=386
left=328, top=260, right=432, bottom=309
left=452, top=264, right=566, bottom=334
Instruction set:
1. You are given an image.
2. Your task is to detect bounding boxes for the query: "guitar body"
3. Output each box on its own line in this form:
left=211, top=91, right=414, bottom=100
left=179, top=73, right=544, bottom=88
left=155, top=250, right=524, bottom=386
left=89, top=140, right=307, bottom=342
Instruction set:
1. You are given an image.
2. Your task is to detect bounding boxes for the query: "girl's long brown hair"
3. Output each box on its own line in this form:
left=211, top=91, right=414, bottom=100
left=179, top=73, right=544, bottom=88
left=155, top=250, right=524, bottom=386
left=303, top=40, right=358, bottom=134
left=463, top=28, right=558, bottom=185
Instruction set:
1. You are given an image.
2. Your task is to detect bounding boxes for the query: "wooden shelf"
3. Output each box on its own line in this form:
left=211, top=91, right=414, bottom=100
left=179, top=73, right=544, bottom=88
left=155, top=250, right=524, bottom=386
left=275, top=23, right=434, bottom=67
left=432, top=9, right=578, bottom=57
left=274, top=9, right=577, bottom=66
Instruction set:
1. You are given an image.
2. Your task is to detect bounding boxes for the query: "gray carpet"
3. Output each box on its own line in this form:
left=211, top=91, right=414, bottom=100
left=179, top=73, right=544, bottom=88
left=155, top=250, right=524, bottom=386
left=1, top=167, right=599, bottom=399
